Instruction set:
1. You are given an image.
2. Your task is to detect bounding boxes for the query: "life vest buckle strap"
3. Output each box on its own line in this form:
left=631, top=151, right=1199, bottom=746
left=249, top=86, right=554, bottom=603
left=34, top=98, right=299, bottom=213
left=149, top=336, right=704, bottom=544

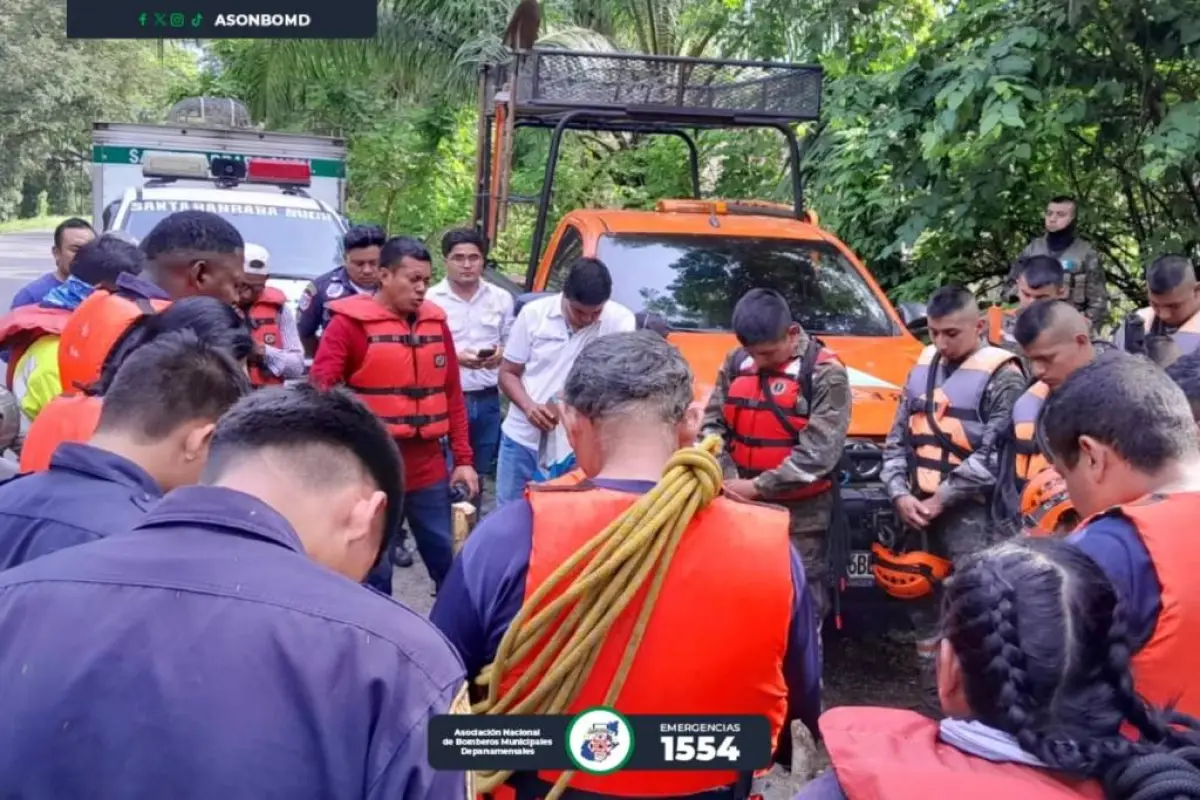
left=377, top=412, right=450, bottom=426
left=366, top=333, right=445, bottom=346
left=729, top=431, right=804, bottom=448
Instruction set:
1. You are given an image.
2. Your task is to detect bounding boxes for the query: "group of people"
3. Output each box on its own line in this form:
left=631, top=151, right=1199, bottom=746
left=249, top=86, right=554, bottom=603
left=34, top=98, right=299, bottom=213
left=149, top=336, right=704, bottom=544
left=0, top=199, right=1198, bottom=800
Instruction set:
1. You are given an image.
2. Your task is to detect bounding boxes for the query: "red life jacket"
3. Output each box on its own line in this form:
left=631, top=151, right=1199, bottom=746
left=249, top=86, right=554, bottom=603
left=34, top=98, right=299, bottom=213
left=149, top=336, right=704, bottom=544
left=245, top=287, right=287, bottom=387
left=18, top=393, right=103, bottom=473
left=490, top=484, right=792, bottom=798
left=721, top=339, right=840, bottom=500
left=1081, top=492, right=1200, bottom=719
left=821, top=707, right=1102, bottom=800
left=327, top=294, right=450, bottom=440
left=58, top=291, right=171, bottom=394
left=0, top=305, right=69, bottom=389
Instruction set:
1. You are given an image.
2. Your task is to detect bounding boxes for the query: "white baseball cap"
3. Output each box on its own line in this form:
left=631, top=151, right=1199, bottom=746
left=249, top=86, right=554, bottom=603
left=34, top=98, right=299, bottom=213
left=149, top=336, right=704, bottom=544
left=244, top=243, right=270, bottom=275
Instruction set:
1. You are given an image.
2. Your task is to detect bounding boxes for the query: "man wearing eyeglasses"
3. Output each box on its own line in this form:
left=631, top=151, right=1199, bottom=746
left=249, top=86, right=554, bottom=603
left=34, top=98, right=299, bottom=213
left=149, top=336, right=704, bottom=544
left=427, top=229, right=514, bottom=505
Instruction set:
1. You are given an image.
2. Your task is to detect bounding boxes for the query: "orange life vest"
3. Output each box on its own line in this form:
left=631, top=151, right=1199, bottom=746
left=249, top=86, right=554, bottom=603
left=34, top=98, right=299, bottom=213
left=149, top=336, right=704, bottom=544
left=1012, top=380, right=1050, bottom=490
left=986, top=306, right=1018, bottom=350
left=0, top=305, right=69, bottom=388
left=1081, top=492, right=1200, bottom=718
left=18, top=393, right=103, bottom=473
left=58, top=290, right=170, bottom=394
left=245, top=287, right=287, bottom=387
left=721, top=340, right=840, bottom=500
left=531, top=468, right=588, bottom=490
left=904, top=345, right=1019, bottom=496
left=1138, top=307, right=1200, bottom=357
left=821, top=707, right=1102, bottom=800
left=327, top=294, right=450, bottom=440
left=490, top=484, right=792, bottom=798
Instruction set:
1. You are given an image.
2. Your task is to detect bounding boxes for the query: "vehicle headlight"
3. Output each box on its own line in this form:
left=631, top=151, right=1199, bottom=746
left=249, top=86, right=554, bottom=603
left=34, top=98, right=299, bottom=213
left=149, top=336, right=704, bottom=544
left=840, top=438, right=883, bottom=483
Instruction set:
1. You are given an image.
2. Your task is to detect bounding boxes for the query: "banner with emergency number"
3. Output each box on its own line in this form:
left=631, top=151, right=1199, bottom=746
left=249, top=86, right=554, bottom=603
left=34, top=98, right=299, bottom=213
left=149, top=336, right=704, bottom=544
left=428, top=709, right=771, bottom=774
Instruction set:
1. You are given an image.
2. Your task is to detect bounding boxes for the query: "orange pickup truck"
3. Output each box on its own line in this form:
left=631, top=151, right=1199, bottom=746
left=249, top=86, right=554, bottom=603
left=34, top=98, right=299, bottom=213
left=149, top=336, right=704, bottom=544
left=475, top=48, right=929, bottom=627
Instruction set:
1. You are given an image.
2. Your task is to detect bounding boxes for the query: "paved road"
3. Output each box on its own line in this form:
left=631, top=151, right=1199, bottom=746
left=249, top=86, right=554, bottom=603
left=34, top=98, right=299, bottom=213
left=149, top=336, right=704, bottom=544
left=0, top=230, right=55, bottom=309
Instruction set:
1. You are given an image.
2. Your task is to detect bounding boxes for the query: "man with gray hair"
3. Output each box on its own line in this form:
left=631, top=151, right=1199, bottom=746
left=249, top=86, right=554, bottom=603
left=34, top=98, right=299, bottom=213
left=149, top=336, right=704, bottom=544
left=431, top=331, right=823, bottom=779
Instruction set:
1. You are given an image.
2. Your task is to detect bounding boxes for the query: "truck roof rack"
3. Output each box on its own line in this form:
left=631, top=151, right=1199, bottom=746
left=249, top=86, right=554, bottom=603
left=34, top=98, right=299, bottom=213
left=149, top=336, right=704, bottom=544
left=475, top=49, right=824, bottom=281
left=485, top=50, right=822, bottom=127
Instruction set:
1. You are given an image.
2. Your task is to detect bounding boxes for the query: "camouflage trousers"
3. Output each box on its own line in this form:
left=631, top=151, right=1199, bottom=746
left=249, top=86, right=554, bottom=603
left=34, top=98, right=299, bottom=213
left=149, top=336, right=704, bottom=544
left=779, top=492, right=834, bottom=684
left=906, top=499, right=995, bottom=706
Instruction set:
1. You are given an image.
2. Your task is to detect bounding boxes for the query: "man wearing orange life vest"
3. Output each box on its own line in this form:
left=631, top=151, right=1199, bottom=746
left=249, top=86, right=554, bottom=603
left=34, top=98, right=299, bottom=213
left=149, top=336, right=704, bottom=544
left=431, top=331, right=822, bottom=798
left=998, top=301, right=1107, bottom=518
left=236, top=244, right=304, bottom=387
left=880, top=285, right=1026, bottom=709
left=310, top=235, right=478, bottom=593
left=57, top=209, right=245, bottom=396
left=701, top=288, right=851, bottom=630
left=1114, top=254, right=1200, bottom=360
left=1040, top=353, right=1200, bottom=719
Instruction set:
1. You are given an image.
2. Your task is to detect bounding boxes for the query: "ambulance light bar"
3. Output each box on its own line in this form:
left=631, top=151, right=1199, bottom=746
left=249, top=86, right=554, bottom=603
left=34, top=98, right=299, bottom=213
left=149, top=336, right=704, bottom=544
left=245, top=158, right=311, bottom=187
left=141, top=151, right=211, bottom=180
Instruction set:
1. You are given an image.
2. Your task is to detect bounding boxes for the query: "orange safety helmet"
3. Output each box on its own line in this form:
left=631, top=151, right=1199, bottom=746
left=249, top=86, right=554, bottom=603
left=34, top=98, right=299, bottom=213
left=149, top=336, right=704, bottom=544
left=870, top=542, right=952, bottom=600
left=1021, top=468, right=1078, bottom=536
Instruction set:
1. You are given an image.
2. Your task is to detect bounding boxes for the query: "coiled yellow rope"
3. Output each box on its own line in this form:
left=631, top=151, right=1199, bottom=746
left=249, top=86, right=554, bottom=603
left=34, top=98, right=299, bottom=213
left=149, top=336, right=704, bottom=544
left=472, top=435, right=726, bottom=799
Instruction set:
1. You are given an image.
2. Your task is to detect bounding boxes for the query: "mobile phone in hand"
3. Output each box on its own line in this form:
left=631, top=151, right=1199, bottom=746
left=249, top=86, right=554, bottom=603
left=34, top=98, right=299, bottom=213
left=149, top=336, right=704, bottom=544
left=476, top=347, right=497, bottom=359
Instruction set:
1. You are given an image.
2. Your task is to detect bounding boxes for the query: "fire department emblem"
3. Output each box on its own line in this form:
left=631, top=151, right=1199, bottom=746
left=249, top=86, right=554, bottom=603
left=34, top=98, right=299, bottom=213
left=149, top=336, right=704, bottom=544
left=567, top=707, right=633, bottom=775
left=264, top=333, right=277, bottom=345
left=770, top=379, right=788, bottom=395
left=434, top=354, right=446, bottom=368
left=326, top=282, right=345, bottom=299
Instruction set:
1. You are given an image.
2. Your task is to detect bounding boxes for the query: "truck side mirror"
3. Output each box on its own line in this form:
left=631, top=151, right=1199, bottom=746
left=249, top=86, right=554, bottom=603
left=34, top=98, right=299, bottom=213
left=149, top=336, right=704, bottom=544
left=897, top=301, right=928, bottom=334
left=514, top=291, right=555, bottom=316
left=636, top=311, right=671, bottom=338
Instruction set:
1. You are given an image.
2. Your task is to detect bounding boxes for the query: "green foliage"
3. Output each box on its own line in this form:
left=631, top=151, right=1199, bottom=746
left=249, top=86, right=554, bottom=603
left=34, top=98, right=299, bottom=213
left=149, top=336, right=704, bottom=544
left=0, top=0, right=198, bottom=221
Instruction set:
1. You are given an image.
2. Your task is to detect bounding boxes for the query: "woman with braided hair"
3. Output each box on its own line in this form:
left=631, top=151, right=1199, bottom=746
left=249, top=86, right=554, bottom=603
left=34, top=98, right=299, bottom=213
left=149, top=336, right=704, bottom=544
left=796, top=536, right=1200, bottom=800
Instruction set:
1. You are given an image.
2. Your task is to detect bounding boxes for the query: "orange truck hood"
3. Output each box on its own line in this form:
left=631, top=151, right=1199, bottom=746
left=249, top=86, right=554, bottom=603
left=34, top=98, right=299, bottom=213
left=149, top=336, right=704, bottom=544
left=668, top=331, right=922, bottom=438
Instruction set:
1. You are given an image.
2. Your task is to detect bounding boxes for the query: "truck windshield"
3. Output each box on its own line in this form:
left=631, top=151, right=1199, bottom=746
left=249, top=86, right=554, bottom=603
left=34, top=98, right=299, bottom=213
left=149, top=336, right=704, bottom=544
left=120, top=201, right=344, bottom=280
left=594, top=234, right=897, bottom=336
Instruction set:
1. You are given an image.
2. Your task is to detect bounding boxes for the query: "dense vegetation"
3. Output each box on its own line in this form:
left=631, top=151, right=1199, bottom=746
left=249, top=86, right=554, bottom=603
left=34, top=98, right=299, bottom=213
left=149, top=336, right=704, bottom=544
left=2, top=0, right=1197, bottom=301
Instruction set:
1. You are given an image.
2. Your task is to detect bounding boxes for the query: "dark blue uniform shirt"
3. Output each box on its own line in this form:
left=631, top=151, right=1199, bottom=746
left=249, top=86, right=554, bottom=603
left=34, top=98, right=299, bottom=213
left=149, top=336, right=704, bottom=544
left=0, top=485, right=469, bottom=800
left=11, top=273, right=63, bottom=309
left=298, top=266, right=368, bottom=340
left=1070, top=513, right=1162, bottom=650
left=430, top=479, right=823, bottom=747
left=0, top=442, right=160, bottom=571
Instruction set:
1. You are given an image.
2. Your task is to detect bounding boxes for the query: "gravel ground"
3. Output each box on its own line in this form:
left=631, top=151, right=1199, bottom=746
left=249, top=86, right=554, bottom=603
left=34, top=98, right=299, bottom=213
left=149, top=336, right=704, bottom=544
left=390, top=501, right=922, bottom=799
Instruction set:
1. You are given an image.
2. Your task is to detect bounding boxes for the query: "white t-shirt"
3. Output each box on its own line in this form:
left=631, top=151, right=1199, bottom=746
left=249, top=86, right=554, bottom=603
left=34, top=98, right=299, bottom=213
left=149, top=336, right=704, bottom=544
left=501, top=293, right=636, bottom=449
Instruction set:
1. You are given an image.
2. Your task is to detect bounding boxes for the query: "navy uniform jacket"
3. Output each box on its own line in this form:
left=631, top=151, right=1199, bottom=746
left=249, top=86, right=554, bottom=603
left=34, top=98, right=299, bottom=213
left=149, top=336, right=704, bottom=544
left=0, top=485, right=469, bottom=800
left=0, top=442, right=161, bottom=571
left=1069, top=515, right=1162, bottom=651
left=430, top=478, right=823, bottom=752
left=297, top=266, right=369, bottom=341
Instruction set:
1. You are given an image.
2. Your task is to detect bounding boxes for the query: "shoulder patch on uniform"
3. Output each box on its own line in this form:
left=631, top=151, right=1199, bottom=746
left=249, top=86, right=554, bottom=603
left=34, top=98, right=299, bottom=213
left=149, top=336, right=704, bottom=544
left=299, top=284, right=316, bottom=312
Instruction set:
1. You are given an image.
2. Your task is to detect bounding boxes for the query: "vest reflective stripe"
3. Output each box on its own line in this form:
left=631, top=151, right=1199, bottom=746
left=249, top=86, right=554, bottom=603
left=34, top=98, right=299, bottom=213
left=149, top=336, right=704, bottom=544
left=0, top=306, right=69, bottom=389
left=905, top=344, right=1018, bottom=495
left=1138, top=307, right=1200, bottom=356
left=18, top=393, right=103, bottom=473
left=1012, top=381, right=1050, bottom=488
left=821, top=707, right=1102, bottom=800
left=1084, top=493, right=1200, bottom=719
left=58, top=291, right=170, bottom=394
left=722, top=347, right=838, bottom=500
left=328, top=294, right=450, bottom=440
left=246, top=287, right=286, bottom=387
left=501, top=486, right=792, bottom=797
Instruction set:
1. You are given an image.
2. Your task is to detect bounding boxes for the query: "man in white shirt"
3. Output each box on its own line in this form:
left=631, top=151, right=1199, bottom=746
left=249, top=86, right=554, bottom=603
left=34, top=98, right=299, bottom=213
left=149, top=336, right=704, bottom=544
left=428, top=229, right=515, bottom=498
left=496, top=257, right=636, bottom=505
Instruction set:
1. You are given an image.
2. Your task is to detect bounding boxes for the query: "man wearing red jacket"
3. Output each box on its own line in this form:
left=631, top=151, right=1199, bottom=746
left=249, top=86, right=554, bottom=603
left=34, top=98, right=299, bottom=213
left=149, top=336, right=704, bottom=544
left=310, top=236, right=478, bottom=594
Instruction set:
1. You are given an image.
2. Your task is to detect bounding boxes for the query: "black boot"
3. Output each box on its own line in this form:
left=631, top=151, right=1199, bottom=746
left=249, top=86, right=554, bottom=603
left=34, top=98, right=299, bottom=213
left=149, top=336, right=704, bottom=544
left=390, top=536, right=414, bottom=568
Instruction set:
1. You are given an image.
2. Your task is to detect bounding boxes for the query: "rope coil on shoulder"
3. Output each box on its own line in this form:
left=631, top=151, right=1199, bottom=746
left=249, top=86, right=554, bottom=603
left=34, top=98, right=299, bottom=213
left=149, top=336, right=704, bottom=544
left=472, top=435, right=726, bottom=799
